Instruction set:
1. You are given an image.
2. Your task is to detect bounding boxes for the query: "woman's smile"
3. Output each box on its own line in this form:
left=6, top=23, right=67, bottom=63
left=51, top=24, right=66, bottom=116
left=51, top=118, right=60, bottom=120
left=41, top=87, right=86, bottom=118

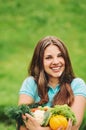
left=50, top=65, right=63, bottom=72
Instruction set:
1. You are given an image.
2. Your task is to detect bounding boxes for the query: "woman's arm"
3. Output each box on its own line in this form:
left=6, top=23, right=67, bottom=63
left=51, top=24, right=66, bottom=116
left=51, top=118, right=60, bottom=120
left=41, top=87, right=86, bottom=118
left=18, top=94, right=34, bottom=105
left=71, top=95, right=86, bottom=130
left=18, top=94, right=34, bottom=130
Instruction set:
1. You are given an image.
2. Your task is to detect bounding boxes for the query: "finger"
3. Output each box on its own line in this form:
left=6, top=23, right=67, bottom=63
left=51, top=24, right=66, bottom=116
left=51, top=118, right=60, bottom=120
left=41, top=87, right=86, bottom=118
left=25, top=113, right=35, bottom=122
left=22, top=114, right=29, bottom=123
left=25, top=113, right=31, bottom=118
left=66, top=119, right=72, bottom=130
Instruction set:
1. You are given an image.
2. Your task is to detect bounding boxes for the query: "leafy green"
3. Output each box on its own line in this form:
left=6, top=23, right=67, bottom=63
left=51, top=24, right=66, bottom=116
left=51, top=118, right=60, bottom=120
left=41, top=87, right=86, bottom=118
left=4, top=104, right=33, bottom=126
left=50, top=104, right=77, bottom=125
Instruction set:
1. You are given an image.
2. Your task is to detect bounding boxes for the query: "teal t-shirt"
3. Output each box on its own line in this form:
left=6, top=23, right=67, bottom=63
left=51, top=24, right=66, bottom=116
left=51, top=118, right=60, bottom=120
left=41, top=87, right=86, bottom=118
left=19, top=76, right=86, bottom=106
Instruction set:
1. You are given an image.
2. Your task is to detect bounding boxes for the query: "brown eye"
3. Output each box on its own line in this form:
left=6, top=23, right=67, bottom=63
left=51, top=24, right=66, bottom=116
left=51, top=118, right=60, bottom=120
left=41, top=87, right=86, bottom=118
left=45, top=55, right=52, bottom=59
left=57, top=53, right=63, bottom=57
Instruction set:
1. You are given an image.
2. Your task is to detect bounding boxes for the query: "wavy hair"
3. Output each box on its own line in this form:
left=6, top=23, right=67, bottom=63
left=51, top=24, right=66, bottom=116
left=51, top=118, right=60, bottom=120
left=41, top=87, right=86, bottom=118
left=28, top=36, right=75, bottom=106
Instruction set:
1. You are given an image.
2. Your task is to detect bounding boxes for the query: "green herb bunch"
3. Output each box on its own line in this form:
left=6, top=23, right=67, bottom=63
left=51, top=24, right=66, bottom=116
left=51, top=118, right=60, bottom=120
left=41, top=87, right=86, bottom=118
left=4, top=104, right=32, bottom=126
left=50, top=104, right=77, bottom=125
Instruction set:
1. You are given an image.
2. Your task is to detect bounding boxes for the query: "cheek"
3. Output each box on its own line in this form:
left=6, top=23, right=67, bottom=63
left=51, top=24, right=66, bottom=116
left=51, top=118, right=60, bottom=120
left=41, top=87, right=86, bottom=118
left=43, top=61, right=50, bottom=71
left=43, top=60, right=51, bottom=67
left=63, top=61, right=65, bottom=67
left=61, top=58, right=65, bottom=65
left=43, top=62, right=48, bottom=69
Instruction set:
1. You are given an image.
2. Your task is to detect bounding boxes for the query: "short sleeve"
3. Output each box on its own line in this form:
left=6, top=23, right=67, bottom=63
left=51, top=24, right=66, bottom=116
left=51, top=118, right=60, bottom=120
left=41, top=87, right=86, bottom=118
left=19, top=76, right=38, bottom=99
left=71, top=78, right=86, bottom=97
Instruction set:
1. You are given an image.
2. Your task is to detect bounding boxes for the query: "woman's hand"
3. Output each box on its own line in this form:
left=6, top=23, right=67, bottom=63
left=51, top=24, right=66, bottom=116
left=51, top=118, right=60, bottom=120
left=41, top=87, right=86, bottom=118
left=22, top=113, right=41, bottom=130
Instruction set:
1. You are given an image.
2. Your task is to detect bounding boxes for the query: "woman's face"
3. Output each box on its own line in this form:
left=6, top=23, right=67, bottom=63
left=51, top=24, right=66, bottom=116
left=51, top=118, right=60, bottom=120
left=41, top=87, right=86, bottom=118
left=43, top=44, right=65, bottom=80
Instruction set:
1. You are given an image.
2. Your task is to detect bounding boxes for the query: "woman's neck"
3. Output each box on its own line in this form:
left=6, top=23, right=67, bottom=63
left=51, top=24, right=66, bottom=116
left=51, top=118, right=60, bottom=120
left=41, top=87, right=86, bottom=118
left=48, top=78, right=59, bottom=88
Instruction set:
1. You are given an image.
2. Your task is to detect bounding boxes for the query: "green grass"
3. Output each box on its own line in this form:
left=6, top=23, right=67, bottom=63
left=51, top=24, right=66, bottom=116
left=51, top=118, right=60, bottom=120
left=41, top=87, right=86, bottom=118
left=0, top=0, right=86, bottom=129
left=0, top=123, right=15, bottom=130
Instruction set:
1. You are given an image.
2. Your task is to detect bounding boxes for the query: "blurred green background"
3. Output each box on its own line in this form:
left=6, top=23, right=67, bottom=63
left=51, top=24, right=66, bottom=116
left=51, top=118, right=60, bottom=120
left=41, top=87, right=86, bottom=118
left=0, top=0, right=86, bottom=129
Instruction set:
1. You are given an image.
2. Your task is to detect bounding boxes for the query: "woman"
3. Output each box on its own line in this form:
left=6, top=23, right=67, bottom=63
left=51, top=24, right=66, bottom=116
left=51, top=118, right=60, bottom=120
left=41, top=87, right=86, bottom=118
left=18, top=36, right=86, bottom=130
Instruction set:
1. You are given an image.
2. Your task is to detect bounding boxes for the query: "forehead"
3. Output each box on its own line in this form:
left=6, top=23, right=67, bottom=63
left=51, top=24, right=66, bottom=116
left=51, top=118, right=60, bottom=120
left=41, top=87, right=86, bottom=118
left=44, top=44, right=61, bottom=55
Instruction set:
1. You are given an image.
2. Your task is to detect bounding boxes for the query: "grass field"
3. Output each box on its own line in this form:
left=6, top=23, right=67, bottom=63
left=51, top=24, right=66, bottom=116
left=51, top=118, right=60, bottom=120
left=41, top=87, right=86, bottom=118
left=0, top=0, right=86, bottom=129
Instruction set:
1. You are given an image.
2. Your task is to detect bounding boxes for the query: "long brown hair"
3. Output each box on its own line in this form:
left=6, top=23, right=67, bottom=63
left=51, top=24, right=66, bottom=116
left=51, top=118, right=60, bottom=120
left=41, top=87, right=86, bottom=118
left=28, top=36, right=75, bottom=106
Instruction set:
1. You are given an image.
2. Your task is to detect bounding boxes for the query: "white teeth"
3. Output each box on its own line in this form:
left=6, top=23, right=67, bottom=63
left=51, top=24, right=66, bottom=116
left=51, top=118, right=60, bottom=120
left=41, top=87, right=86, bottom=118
left=52, top=67, right=61, bottom=70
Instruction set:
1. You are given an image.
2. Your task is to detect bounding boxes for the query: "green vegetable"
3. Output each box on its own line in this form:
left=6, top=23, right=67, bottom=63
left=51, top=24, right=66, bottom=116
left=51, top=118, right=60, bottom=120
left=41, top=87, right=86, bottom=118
left=4, top=103, right=45, bottom=126
left=41, top=111, right=52, bottom=126
left=4, top=104, right=77, bottom=128
left=4, top=104, right=33, bottom=126
left=50, top=104, right=77, bottom=125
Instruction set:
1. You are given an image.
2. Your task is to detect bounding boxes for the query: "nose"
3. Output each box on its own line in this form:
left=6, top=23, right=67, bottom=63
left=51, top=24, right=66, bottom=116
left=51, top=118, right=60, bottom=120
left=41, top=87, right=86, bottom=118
left=52, top=57, right=59, bottom=64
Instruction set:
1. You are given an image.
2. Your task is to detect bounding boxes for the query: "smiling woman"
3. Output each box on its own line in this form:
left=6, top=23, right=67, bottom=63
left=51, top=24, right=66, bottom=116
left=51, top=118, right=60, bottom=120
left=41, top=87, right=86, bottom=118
left=43, top=44, right=65, bottom=85
left=18, top=36, right=86, bottom=130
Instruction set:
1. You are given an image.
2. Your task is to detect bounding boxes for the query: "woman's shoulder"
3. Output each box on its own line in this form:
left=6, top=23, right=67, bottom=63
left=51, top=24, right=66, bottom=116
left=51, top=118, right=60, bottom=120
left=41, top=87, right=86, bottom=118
left=22, top=76, right=37, bottom=86
left=71, top=77, right=86, bottom=86
left=71, top=77, right=86, bottom=97
left=24, top=76, right=35, bottom=82
left=19, top=76, right=38, bottom=98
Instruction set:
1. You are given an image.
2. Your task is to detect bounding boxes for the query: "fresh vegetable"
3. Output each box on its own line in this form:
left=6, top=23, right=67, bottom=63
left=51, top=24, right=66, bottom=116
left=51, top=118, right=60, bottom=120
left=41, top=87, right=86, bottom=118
left=50, top=104, right=77, bottom=125
left=4, top=104, right=33, bottom=125
left=41, top=110, right=52, bottom=126
left=33, top=110, right=45, bottom=124
left=49, top=115, right=68, bottom=130
left=31, top=107, right=40, bottom=112
left=4, top=104, right=77, bottom=129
